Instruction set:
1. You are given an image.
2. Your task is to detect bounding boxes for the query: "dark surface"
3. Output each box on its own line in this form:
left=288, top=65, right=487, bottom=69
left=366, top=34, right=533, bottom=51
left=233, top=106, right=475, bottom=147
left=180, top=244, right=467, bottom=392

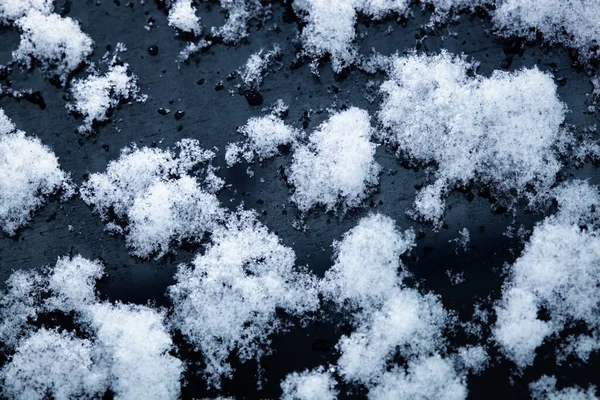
left=0, top=1, right=599, bottom=399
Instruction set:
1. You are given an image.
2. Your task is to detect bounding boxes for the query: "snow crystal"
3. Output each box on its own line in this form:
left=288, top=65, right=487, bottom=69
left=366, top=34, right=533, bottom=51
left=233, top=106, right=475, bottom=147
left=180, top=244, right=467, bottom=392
left=494, top=0, right=600, bottom=61
left=0, top=0, right=52, bottom=24
left=225, top=109, right=300, bottom=166
left=494, top=180, right=600, bottom=367
left=46, top=256, right=104, bottom=313
left=168, top=0, right=202, bottom=35
left=239, top=44, right=281, bottom=90
left=168, top=210, right=319, bottom=387
left=530, top=376, right=597, bottom=400
left=80, top=139, right=224, bottom=258
left=0, top=329, right=108, bottom=400
left=0, top=110, right=72, bottom=236
left=288, top=107, right=381, bottom=212
left=368, top=355, right=467, bottom=400
left=321, top=213, right=415, bottom=311
left=13, top=10, right=93, bottom=84
left=67, top=63, right=144, bottom=134
left=280, top=367, right=337, bottom=400
left=379, top=51, right=567, bottom=225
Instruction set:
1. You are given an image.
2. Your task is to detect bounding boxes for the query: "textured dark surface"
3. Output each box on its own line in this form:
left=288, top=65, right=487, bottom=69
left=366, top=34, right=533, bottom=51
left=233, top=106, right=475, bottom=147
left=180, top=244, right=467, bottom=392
left=0, top=1, right=599, bottom=398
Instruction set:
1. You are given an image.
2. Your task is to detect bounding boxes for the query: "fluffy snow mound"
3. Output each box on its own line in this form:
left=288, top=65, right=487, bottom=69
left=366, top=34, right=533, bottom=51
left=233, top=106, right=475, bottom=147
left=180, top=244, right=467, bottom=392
left=0, top=0, right=52, bottom=24
left=379, top=51, right=568, bottom=225
left=225, top=108, right=300, bottom=166
left=168, top=0, right=202, bottom=35
left=80, top=139, right=225, bottom=258
left=67, top=63, right=145, bottom=134
left=169, top=210, right=319, bottom=388
left=494, top=0, right=600, bottom=61
left=13, top=10, right=93, bottom=84
left=494, top=180, right=600, bottom=368
left=0, top=109, right=72, bottom=236
left=280, top=367, right=337, bottom=400
left=239, top=44, right=281, bottom=90
left=0, top=256, right=183, bottom=400
left=288, top=107, right=381, bottom=212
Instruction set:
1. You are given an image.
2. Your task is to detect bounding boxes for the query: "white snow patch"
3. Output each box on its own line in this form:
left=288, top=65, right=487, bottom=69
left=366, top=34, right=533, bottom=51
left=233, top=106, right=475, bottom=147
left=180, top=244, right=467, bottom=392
left=288, top=107, right=381, bottom=212
left=280, top=367, right=338, bottom=400
left=530, top=375, right=597, bottom=400
left=0, top=0, right=52, bottom=24
left=239, top=44, right=281, bottom=90
left=168, top=0, right=202, bottom=35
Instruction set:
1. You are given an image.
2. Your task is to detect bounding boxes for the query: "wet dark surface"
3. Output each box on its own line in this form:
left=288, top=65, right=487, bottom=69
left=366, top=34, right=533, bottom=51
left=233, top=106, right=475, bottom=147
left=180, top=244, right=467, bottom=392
left=0, top=1, right=599, bottom=399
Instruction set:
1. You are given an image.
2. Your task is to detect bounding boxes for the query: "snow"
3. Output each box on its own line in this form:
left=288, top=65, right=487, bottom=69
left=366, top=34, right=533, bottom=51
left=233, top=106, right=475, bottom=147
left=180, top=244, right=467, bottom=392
left=80, top=139, right=225, bottom=258
left=13, top=10, right=94, bottom=85
left=168, top=210, right=319, bottom=388
left=0, top=109, right=72, bottom=236
left=211, top=0, right=264, bottom=43
left=494, top=0, right=600, bottom=62
left=288, top=107, right=381, bottom=212
left=239, top=44, right=281, bottom=90
left=0, top=256, right=183, bottom=400
left=67, top=63, right=145, bottom=134
left=225, top=109, right=300, bottom=166
left=379, top=51, right=568, bottom=226
left=530, top=376, right=597, bottom=400
left=0, top=329, right=108, bottom=400
left=168, top=0, right=202, bottom=35
left=0, top=0, right=52, bottom=24
left=493, top=180, right=600, bottom=368
left=321, top=213, right=415, bottom=311
left=280, top=367, right=337, bottom=400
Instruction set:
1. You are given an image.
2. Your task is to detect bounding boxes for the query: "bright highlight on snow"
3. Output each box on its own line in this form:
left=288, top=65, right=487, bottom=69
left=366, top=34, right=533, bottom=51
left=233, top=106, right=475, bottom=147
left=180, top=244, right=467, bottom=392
left=280, top=367, right=338, bottom=400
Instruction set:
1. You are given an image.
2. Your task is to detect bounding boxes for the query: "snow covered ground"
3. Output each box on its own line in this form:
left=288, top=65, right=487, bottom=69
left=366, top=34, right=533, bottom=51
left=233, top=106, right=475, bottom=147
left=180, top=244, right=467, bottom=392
left=1, top=0, right=600, bottom=399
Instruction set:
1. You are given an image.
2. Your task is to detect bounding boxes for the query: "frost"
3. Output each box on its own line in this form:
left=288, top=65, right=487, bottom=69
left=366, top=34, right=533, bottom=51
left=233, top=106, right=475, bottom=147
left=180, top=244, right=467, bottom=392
left=80, top=139, right=225, bottom=258
left=379, top=52, right=568, bottom=226
left=493, top=180, right=600, bottom=368
left=288, top=107, right=381, bottom=212
left=168, top=210, right=319, bottom=387
left=239, top=44, right=281, bottom=90
left=168, top=0, right=202, bottom=35
left=0, top=329, right=109, bottom=400
left=0, top=0, right=52, bottom=24
left=67, top=63, right=145, bottom=134
left=530, top=376, right=597, bottom=400
left=280, top=367, right=337, bottom=400
left=0, top=256, right=183, bottom=400
left=449, top=227, right=470, bottom=252
left=494, top=0, right=600, bottom=62
left=13, top=10, right=93, bottom=85
left=225, top=109, right=300, bottom=166
left=0, top=109, right=72, bottom=236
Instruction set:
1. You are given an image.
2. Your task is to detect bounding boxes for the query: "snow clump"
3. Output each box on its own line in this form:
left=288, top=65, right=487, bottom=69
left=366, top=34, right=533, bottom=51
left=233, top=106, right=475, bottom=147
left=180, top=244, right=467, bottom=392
left=0, top=109, right=72, bottom=236
left=0, top=256, right=184, bottom=400
left=80, top=139, right=225, bottom=258
left=493, top=180, right=600, bottom=368
left=67, top=62, right=145, bottom=134
left=379, top=51, right=568, bottom=226
left=288, top=107, right=381, bottom=212
left=239, top=44, right=281, bottom=90
left=168, top=210, right=320, bottom=388
left=529, top=375, right=597, bottom=400
left=211, top=0, right=264, bottom=43
left=280, top=367, right=338, bottom=400
left=13, top=10, right=94, bottom=85
left=168, top=0, right=202, bottom=35
left=225, top=106, right=300, bottom=166
left=493, top=0, right=600, bottom=62
left=0, top=0, right=52, bottom=24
